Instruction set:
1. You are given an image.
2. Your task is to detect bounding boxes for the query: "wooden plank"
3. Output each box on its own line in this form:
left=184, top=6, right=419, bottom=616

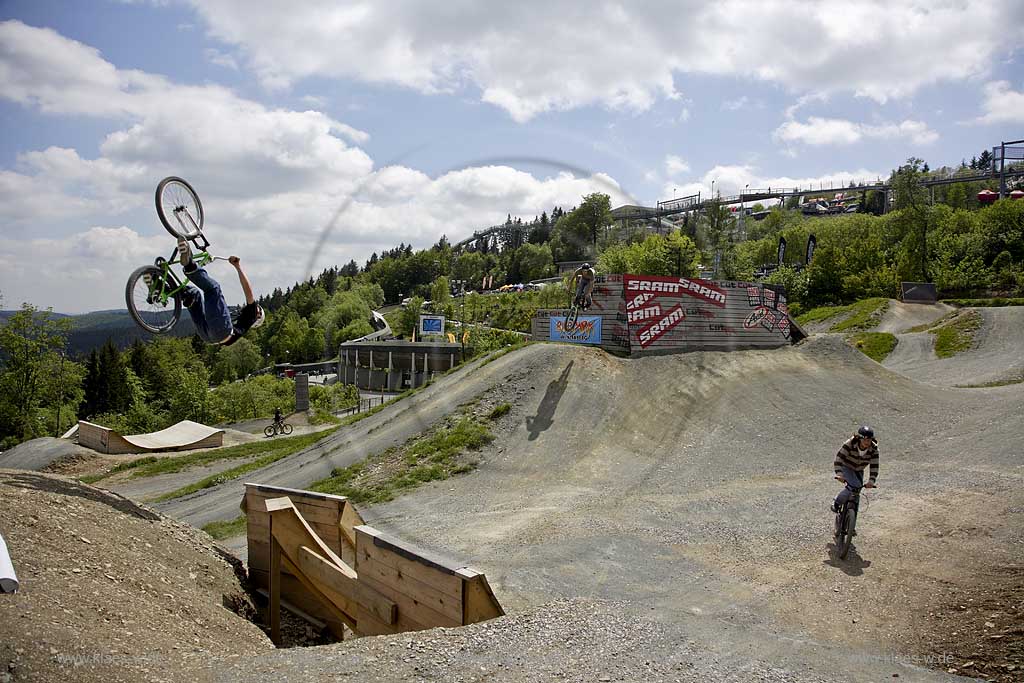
left=356, top=554, right=463, bottom=623
left=355, top=526, right=463, bottom=600
left=280, top=552, right=354, bottom=637
left=339, top=501, right=364, bottom=551
left=245, top=483, right=349, bottom=510
left=255, top=588, right=327, bottom=630
left=457, top=568, right=504, bottom=624
left=296, top=546, right=396, bottom=625
left=270, top=536, right=281, bottom=645
left=358, top=564, right=459, bottom=630
left=266, top=497, right=347, bottom=570
left=248, top=491, right=343, bottom=520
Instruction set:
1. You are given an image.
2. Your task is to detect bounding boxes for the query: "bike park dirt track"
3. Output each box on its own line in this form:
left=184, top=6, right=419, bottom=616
left=143, top=305, right=1023, bottom=682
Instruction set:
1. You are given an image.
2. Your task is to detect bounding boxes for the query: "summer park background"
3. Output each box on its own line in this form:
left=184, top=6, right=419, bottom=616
left=2, top=152, right=1023, bottom=451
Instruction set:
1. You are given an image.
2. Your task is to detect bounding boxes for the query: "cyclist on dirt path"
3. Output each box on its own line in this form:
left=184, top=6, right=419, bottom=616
left=832, top=425, right=879, bottom=512
left=175, top=239, right=265, bottom=345
left=571, top=263, right=596, bottom=310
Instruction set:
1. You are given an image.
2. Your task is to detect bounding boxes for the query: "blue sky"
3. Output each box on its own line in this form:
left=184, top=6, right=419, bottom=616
left=1, top=0, right=1022, bottom=313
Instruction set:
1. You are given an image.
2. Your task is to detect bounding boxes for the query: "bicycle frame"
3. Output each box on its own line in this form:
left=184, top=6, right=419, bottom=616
left=147, top=237, right=215, bottom=306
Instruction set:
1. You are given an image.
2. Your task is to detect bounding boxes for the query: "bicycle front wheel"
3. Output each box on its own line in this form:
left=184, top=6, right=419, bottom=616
left=156, top=176, right=204, bottom=239
left=838, top=509, right=856, bottom=559
left=126, top=265, right=181, bottom=334
left=264, top=425, right=277, bottom=438
left=281, top=423, right=293, bottom=435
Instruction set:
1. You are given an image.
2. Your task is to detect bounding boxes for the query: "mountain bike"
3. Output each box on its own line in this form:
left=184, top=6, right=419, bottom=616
left=126, top=177, right=227, bottom=333
left=264, top=418, right=293, bottom=437
left=563, top=283, right=590, bottom=332
left=833, top=476, right=875, bottom=559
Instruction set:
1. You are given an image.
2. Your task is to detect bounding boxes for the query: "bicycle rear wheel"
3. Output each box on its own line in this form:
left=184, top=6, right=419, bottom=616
left=126, top=265, right=181, bottom=334
left=156, top=176, right=204, bottom=239
left=264, top=425, right=277, bottom=438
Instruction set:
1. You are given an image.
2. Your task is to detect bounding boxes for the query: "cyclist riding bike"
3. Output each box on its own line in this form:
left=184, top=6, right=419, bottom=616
left=175, top=239, right=265, bottom=345
left=831, top=425, right=879, bottom=512
left=571, top=262, right=596, bottom=310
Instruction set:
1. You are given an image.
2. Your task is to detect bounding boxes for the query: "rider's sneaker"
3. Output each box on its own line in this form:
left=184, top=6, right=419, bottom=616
left=177, top=240, right=193, bottom=269
left=178, top=288, right=199, bottom=308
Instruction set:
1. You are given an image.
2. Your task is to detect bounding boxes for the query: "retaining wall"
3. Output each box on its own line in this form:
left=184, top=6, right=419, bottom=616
left=532, top=274, right=804, bottom=355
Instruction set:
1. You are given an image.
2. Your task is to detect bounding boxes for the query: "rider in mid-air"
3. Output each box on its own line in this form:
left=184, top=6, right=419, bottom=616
left=571, top=262, right=596, bottom=309
left=832, top=425, right=879, bottom=512
left=174, top=239, right=265, bottom=345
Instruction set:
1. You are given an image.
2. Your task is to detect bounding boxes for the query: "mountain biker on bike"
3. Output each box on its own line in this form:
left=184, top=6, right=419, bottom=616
left=176, top=239, right=265, bottom=345
left=571, top=263, right=596, bottom=310
left=273, top=407, right=282, bottom=425
left=831, top=425, right=879, bottom=512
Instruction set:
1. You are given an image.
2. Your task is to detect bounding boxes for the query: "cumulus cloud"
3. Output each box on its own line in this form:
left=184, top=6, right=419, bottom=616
left=774, top=117, right=938, bottom=146
left=182, top=0, right=1024, bottom=121
left=973, top=80, right=1024, bottom=124
left=0, top=21, right=634, bottom=312
left=665, top=155, right=690, bottom=176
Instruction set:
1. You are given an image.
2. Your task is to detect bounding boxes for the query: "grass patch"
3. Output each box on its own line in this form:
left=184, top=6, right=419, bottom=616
left=905, top=310, right=959, bottom=333
left=102, top=430, right=336, bottom=481
left=795, top=298, right=888, bottom=332
left=479, top=341, right=530, bottom=366
left=154, top=427, right=340, bottom=501
left=848, top=332, right=898, bottom=362
left=310, top=409, right=342, bottom=425
left=311, top=415, right=493, bottom=505
left=955, top=374, right=1024, bottom=388
left=943, top=297, right=1024, bottom=307
left=488, top=403, right=512, bottom=420
left=933, top=310, right=983, bottom=358
left=202, top=515, right=246, bottom=540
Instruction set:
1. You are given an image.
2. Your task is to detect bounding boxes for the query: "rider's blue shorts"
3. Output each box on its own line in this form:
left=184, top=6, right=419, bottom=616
left=183, top=267, right=234, bottom=343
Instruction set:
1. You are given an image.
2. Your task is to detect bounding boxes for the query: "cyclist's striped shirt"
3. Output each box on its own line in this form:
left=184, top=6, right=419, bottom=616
left=834, top=436, right=879, bottom=482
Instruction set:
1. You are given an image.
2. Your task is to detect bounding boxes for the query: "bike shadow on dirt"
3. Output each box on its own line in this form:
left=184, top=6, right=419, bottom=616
left=526, top=361, right=574, bottom=441
left=823, top=542, right=872, bottom=576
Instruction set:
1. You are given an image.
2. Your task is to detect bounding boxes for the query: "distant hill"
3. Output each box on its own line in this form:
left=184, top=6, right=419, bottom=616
left=1, top=308, right=196, bottom=357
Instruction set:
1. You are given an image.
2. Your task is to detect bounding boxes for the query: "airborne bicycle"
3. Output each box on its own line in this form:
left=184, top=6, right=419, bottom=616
left=125, top=177, right=227, bottom=333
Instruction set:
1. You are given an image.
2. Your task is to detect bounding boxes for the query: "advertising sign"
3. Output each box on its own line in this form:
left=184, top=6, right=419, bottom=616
left=551, top=316, right=602, bottom=345
left=419, top=315, right=445, bottom=336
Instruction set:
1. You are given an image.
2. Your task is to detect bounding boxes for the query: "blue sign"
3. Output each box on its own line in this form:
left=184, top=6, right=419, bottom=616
left=550, top=316, right=602, bottom=345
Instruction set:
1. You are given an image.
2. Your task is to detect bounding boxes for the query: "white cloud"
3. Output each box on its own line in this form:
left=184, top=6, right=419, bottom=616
left=721, top=96, right=754, bottom=111
left=181, top=0, right=1024, bottom=121
left=665, top=155, right=690, bottom=176
left=774, top=117, right=938, bottom=146
left=661, top=164, right=886, bottom=203
left=204, top=47, right=238, bottom=70
left=0, top=21, right=634, bottom=312
left=974, top=80, right=1024, bottom=124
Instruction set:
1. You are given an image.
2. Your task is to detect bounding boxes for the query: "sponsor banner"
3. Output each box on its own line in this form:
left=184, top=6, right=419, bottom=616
left=551, top=316, right=602, bottom=345
left=627, top=305, right=662, bottom=324
left=624, top=274, right=727, bottom=307
left=637, top=304, right=686, bottom=348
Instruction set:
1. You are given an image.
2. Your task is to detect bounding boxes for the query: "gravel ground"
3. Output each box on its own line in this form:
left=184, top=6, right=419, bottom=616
left=0, top=470, right=272, bottom=683
left=875, top=301, right=955, bottom=333
left=6, top=329, right=1022, bottom=682
left=883, top=306, right=1024, bottom=386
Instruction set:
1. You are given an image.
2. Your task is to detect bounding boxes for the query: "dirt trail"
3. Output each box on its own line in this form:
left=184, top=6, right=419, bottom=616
left=884, top=306, right=1024, bottom=386
left=353, top=337, right=1023, bottom=681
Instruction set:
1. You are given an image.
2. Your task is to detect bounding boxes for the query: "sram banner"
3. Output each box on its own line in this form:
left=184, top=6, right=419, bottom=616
left=624, top=274, right=727, bottom=307
left=551, top=316, right=602, bottom=345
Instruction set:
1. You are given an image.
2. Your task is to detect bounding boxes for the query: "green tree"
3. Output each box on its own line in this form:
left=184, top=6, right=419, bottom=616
left=517, top=243, right=555, bottom=281
left=0, top=304, right=76, bottom=445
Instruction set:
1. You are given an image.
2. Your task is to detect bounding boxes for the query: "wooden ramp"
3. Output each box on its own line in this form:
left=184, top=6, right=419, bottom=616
left=242, top=483, right=503, bottom=642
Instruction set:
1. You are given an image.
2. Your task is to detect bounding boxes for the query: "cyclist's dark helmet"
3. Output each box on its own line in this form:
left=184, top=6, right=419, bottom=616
left=857, top=425, right=875, bottom=439
left=581, top=262, right=592, bottom=270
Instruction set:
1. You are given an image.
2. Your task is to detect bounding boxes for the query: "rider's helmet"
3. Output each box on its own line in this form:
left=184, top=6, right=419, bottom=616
left=252, top=304, right=266, bottom=329
left=581, top=262, right=592, bottom=270
left=856, top=425, right=874, bottom=440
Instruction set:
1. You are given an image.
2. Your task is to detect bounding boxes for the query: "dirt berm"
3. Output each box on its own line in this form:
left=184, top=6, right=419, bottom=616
left=0, top=470, right=273, bottom=683
left=163, top=335, right=1022, bottom=681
